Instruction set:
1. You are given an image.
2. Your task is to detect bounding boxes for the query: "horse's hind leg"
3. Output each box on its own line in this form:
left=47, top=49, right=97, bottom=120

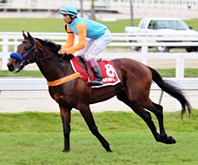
left=117, top=92, right=176, bottom=144
left=79, top=104, right=111, bottom=152
left=149, top=102, right=165, bottom=135
left=117, top=93, right=161, bottom=141
left=142, top=101, right=176, bottom=144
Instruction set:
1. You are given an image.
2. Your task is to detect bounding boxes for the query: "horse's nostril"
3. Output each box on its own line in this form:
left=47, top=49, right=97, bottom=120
left=7, top=63, right=14, bottom=71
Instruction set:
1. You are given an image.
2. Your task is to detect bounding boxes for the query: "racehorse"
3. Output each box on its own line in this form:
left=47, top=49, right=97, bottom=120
left=7, top=32, right=191, bottom=152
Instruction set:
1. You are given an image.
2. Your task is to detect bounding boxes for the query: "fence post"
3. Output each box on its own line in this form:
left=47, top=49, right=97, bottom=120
left=176, top=54, right=184, bottom=78
left=176, top=54, right=184, bottom=110
left=2, top=37, right=9, bottom=70
left=141, top=39, right=148, bottom=64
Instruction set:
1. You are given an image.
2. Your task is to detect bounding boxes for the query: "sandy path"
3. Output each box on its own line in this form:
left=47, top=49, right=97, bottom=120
left=1, top=49, right=197, bottom=113
left=0, top=89, right=197, bottom=113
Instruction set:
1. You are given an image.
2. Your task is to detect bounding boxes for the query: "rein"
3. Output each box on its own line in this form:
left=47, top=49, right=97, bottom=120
left=10, top=38, right=81, bottom=86
left=10, top=46, right=36, bottom=63
left=10, top=39, right=58, bottom=70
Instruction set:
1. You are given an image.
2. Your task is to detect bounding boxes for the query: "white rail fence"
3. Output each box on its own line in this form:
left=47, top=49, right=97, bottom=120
left=0, top=78, right=197, bottom=91
left=0, top=32, right=198, bottom=78
left=0, top=32, right=197, bottom=110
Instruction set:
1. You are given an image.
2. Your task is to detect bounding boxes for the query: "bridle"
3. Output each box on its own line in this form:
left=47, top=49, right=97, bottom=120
left=10, top=38, right=57, bottom=70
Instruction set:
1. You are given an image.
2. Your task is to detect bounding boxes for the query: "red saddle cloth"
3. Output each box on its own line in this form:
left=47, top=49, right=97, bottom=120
left=70, top=56, right=120, bottom=88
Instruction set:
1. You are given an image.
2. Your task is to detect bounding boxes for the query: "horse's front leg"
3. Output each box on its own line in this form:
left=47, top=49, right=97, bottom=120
left=59, top=105, right=72, bottom=152
left=79, top=104, right=112, bottom=152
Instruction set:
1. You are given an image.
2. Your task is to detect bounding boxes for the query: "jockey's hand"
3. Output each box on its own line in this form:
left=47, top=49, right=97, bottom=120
left=58, top=48, right=66, bottom=55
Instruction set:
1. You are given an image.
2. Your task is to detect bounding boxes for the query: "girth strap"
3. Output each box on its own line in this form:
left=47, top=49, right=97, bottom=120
left=47, top=72, right=81, bottom=86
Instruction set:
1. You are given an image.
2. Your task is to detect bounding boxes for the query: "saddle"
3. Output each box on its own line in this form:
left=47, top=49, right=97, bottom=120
left=77, top=56, right=102, bottom=78
left=70, top=56, right=120, bottom=88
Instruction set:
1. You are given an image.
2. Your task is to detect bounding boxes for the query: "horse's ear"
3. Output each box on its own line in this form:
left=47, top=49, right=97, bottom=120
left=27, top=32, right=35, bottom=43
left=22, top=30, right=28, bottom=39
left=27, top=32, right=32, bottom=39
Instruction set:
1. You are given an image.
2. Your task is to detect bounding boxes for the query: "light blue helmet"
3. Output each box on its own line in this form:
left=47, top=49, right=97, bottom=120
left=59, top=5, right=78, bottom=16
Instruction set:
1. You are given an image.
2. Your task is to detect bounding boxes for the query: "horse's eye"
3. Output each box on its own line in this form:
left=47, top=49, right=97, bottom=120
left=24, top=47, right=30, bottom=51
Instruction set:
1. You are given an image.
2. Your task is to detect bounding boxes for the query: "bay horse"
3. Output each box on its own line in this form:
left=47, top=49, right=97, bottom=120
left=7, top=32, right=191, bottom=152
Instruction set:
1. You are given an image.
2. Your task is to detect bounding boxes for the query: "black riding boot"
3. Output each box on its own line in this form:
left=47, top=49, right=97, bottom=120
left=88, top=65, right=103, bottom=86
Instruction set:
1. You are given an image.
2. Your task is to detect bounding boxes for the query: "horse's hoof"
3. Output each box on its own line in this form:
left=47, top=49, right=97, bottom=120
left=62, top=149, right=70, bottom=152
left=164, top=135, right=176, bottom=144
left=167, top=136, right=176, bottom=144
left=107, top=149, right=113, bottom=152
left=157, top=134, right=176, bottom=144
left=105, top=145, right=112, bottom=152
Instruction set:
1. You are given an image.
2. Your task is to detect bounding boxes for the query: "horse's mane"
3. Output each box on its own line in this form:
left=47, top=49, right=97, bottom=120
left=35, top=38, right=61, bottom=53
left=35, top=38, right=73, bottom=60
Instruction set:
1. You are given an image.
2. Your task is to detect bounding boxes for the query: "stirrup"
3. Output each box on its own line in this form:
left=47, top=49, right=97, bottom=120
left=88, top=80, right=103, bottom=86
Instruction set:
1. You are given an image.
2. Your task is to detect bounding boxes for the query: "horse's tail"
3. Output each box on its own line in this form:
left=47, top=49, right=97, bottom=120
left=147, top=66, right=192, bottom=118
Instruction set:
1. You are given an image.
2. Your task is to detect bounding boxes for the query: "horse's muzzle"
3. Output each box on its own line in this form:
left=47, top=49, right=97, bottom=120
left=7, top=61, right=22, bottom=72
left=7, top=63, right=14, bottom=72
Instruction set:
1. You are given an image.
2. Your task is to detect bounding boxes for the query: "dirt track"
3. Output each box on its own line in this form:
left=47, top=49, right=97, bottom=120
left=1, top=49, right=198, bottom=113
left=0, top=90, right=197, bottom=113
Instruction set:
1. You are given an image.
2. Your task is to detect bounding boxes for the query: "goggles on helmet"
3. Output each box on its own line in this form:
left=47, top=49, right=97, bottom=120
left=59, top=8, right=77, bottom=16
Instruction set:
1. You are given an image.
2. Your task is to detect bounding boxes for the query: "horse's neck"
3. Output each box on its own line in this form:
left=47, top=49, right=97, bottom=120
left=36, top=56, right=73, bottom=81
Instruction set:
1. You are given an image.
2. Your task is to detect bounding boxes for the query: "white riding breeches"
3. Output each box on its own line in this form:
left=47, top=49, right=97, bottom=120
left=75, top=29, right=112, bottom=60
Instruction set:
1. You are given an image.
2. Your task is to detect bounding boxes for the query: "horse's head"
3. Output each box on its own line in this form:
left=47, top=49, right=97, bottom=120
left=7, top=31, right=63, bottom=72
left=7, top=31, right=38, bottom=72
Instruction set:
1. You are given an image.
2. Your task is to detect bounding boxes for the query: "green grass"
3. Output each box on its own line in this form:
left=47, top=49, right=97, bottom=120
left=0, top=70, right=43, bottom=77
left=0, top=18, right=65, bottom=32
left=0, top=111, right=198, bottom=165
left=0, top=18, right=132, bottom=33
left=155, top=68, right=198, bottom=77
left=185, top=19, right=198, bottom=31
left=1, top=68, right=198, bottom=78
left=0, top=18, right=197, bottom=33
left=185, top=68, right=198, bottom=77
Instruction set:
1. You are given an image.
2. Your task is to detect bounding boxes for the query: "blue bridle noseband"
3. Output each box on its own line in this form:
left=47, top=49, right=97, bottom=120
left=10, top=46, right=36, bottom=62
left=9, top=37, right=59, bottom=71
left=9, top=42, right=37, bottom=70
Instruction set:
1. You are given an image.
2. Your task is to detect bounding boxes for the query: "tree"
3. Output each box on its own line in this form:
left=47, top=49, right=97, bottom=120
left=130, top=0, right=134, bottom=26
left=79, top=0, right=84, bottom=17
left=90, top=0, right=96, bottom=20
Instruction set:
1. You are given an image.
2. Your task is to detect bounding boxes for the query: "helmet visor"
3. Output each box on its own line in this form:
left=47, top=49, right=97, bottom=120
left=59, top=8, right=77, bottom=15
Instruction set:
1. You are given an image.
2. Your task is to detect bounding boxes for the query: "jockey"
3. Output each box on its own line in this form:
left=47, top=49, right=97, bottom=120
left=58, top=4, right=112, bottom=86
